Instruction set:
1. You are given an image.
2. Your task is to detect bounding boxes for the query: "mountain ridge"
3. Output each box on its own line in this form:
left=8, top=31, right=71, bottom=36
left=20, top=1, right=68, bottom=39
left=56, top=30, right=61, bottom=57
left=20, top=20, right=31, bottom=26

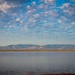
left=0, top=44, right=75, bottom=50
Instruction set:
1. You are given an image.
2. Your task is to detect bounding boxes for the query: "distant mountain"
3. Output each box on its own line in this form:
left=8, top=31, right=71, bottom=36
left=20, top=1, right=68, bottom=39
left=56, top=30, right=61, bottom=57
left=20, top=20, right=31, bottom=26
left=0, top=44, right=75, bottom=50
left=7, top=44, right=39, bottom=49
left=0, top=44, right=39, bottom=50
left=42, top=44, right=75, bottom=50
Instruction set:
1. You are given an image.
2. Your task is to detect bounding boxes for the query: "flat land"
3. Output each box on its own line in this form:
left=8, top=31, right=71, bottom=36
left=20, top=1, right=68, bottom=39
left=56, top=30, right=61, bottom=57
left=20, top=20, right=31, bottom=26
left=0, top=49, right=75, bottom=52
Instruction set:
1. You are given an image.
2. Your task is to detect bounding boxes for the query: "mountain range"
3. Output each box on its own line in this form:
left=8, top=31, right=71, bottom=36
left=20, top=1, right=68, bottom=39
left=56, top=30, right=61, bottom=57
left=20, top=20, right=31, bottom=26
left=0, top=44, right=75, bottom=50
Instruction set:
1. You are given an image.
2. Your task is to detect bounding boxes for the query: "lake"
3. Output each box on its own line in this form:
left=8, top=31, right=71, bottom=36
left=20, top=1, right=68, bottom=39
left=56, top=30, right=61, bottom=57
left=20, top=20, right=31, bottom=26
left=0, top=52, right=75, bottom=74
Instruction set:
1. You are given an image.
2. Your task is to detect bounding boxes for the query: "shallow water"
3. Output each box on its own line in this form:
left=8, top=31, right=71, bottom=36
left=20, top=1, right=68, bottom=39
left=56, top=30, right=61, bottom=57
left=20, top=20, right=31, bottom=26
left=0, top=52, right=75, bottom=73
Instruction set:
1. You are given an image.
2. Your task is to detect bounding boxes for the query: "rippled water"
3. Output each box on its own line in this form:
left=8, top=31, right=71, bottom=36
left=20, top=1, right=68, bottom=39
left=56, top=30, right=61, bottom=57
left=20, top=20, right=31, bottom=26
left=0, top=52, right=75, bottom=73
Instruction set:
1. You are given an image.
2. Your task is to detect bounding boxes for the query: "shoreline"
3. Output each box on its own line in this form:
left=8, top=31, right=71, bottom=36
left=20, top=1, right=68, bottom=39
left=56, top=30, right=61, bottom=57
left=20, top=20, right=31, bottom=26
left=0, top=49, right=75, bottom=52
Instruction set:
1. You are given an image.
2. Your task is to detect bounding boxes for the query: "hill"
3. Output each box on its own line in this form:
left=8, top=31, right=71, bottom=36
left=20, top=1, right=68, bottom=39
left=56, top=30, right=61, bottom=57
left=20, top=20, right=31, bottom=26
left=0, top=44, right=75, bottom=50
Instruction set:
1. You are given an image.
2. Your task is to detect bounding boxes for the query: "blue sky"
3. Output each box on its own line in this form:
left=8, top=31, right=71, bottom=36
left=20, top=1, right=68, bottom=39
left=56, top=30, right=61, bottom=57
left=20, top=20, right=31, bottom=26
left=0, top=0, right=75, bottom=46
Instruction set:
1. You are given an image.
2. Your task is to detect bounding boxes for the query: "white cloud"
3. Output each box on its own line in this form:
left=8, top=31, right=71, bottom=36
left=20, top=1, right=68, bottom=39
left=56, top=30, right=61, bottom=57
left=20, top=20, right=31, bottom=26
left=26, top=5, right=31, bottom=9
left=68, top=25, right=72, bottom=28
left=27, top=10, right=32, bottom=14
left=72, top=22, right=75, bottom=25
left=23, top=25, right=28, bottom=31
left=16, top=18, right=20, bottom=22
left=20, top=20, right=23, bottom=24
left=59, top=3, right=75, bottom=16
left=58, top=19, right=62, bottom=23
left=33, top=14, right=39, bottom=18
left=43, top=20, right=47, bottom=23
left=8, top=25, right=16, bottom=28
left=4, top=25, right=16, bottom=28
left=63, top=3, right=70, bottom=8
left=38, top=4, right=44, bottom=8
left=44, top=0, right=54, bottom=3
left=63, top=10, right=69, bottom=13
left=27, top=9, right=36, bottom=14
left=48, top=0, right=54, bottom=2
left=49, top=10, right=59, bottom=17
left=60, top=3, right=70, bottom=9
left=31, top=1, right=36, bottom=5
left=0, top=2, right=17, bottom=13
left=0, top=2, right=11, bottom=13
left=29, top=18, right=36, bottom=23
left=44, top=0, right=55, bottom=5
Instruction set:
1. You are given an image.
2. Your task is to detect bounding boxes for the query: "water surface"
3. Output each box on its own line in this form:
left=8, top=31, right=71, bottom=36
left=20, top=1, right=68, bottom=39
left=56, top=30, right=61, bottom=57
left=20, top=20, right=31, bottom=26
left=0, top=52, right=75, bottom=73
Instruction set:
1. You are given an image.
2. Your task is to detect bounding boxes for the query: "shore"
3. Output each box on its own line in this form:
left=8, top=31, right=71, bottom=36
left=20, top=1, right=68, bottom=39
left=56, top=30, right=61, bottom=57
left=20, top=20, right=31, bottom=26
left=41, top=73, right=75, bottom=75
left=0, top=71, right=75, bottom=75
left=0, top=49, right=75, bottom=52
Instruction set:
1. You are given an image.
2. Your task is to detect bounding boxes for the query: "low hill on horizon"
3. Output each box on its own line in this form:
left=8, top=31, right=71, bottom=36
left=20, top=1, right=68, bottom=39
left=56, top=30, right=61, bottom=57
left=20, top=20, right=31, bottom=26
left=0, top=44, right=75, bottom=50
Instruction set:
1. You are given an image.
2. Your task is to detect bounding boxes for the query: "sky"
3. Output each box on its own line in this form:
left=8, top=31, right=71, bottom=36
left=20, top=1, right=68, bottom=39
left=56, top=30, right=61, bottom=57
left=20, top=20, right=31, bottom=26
left=0, top=0, right=75, bottom=46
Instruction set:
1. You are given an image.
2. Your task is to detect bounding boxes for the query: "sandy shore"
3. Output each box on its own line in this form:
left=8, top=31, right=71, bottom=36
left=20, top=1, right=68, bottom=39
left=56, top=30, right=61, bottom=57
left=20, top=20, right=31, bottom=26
left=0, top=49, right=75, bottom=52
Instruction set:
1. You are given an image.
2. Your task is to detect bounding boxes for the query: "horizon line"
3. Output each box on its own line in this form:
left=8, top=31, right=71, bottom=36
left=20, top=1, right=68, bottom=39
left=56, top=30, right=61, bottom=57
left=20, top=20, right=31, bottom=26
left=0, top=43, right=75, bottom=47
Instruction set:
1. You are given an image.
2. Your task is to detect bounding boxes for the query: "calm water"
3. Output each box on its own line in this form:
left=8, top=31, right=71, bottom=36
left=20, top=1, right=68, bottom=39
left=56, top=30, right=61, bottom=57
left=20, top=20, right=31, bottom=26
left=0, top=52, right=75, bottom=73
